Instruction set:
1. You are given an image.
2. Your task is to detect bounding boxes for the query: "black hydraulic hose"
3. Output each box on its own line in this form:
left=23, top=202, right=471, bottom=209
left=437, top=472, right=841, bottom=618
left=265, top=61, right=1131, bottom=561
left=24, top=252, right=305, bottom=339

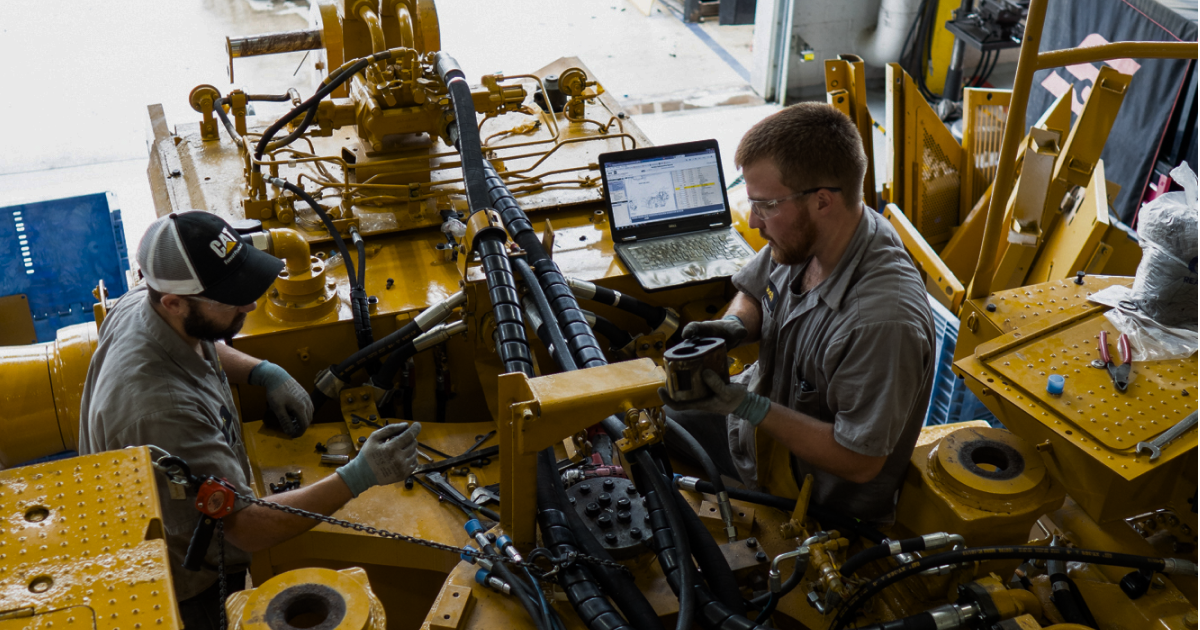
left=685, top=479, right=887, bottom=545
left=253, top=53, right=388, bottom=175
left=633, top=450, right=696, bottom=630
left=434, top=52, right=491, bottom=216
left=665, top=419, right=728, bottom=516
left=830, top=546, right=1185, bottom=630
left=839, top=535, right=955, bottom=578
left=336, top=320, right=420, bottom=382
left=589, top=313, right=633, bottom=353
left=670, top=490, right=746, bottom=616
left=1049, top=558, right=1098, bottom=628
left=434, top=53, right=534, bottom=378
left=480, top=159, right=607, bottom=370
left=479, top=237, right=535, bottom=377
left=568, top=277, right=670, bottom=330
left=621, top=446, right=767, bottom=630
left=514, top=257, right=578, bottom=372
left=349, top=226, right=374, bottom=351
left=536, top=450, right=636, bottom=630
left=489, top=548, right=551, bottom=630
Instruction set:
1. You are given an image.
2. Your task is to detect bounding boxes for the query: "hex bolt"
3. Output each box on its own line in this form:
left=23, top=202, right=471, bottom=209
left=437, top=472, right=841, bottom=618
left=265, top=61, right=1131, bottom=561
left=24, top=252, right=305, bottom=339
left=629, top=528, right=643, bottom=539
left=626, top=485, right=638, bottom=495
left=602, top=479, right=615, bottom=492
left=616, top=497, right=632, bottom=510
left=568, top=497, right=576, bottom=505
left=597, top=514, right=614, bottom=529
left=578, top=483, right=592, bottom=495
left=604, top=532, right=618, bottom=544
left=745, top=537, right=758, bottom=549
left=986, top=303, right=997, bottom=312
left=585, top=502, right=602, bottom=518
left=617, top=510, right=632, bottom=523
left=404, top=477, right=414, bottom=490
left=755, top=551, right=768, bottom=563
left=386, top=278, right=395, bottom=289
left=598, top=493, right=612, bottom=507
left=358, top=436, right=367, bottom=444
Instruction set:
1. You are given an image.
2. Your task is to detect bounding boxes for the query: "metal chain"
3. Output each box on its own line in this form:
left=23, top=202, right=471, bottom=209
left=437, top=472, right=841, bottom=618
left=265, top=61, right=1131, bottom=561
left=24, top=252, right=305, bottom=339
left=227, top=488, right=630, bottom=576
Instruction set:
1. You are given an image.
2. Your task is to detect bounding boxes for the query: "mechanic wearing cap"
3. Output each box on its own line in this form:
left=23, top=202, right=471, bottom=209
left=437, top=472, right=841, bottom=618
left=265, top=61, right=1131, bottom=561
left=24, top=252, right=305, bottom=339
left=78, top=211, right=421, bottom=630
left=661, top=103, right=935, bottom=524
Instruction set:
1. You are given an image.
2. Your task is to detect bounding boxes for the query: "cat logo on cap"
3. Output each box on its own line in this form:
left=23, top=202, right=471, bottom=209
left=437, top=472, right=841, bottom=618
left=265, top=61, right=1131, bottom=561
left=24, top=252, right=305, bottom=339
left=210, top=228, right=241, bottom=262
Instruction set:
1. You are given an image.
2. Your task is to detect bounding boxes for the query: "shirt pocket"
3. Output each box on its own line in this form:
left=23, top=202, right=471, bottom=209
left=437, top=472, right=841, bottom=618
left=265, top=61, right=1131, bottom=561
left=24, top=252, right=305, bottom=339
left=792, top=379, right=822, bottom=418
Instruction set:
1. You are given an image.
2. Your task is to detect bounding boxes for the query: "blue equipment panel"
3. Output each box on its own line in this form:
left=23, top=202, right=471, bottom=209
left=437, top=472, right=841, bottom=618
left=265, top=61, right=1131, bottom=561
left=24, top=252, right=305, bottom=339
left=0, top=192, right=130, bottom=343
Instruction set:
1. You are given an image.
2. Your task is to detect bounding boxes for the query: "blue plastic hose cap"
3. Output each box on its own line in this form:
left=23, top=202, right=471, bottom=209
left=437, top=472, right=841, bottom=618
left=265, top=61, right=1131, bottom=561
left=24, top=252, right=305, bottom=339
left=1047, top=374, right=1065, bottom=395
left=496, top=535, right=513, bottom=549
left=464, top=519, right=484, bottom=536
left=474, top=568, right=490, bottom=585
left=461, top=545, right=477, bottom=563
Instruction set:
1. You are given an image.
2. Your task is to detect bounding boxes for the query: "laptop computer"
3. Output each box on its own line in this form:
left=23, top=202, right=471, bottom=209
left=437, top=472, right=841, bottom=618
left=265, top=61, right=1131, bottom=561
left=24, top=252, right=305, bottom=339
left=599, top=139, right=756, bottom=292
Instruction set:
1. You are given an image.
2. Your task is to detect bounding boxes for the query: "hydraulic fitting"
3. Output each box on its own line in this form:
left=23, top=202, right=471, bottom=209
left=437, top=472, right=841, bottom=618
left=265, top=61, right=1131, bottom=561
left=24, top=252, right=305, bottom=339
left=495, top=535, right=523, bottom=563
left=475, top=569, right=511, bottom=595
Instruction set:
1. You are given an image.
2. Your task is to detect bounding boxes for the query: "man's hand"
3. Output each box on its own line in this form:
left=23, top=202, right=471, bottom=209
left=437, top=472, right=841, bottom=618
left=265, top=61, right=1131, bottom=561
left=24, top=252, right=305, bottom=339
left=336, top=422, right=422, bottom=497
left=682, top=315, right=748, bottom=347
left=658, top=370, right=771, bottom=425
left=249, top=361, right=314, bottom=438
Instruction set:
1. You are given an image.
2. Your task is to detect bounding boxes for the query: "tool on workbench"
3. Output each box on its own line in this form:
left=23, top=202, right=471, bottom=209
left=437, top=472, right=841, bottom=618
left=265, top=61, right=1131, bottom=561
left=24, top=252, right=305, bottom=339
left=471, top=486, right=500, bottom=507
left=1099, top=330, right=1133, bottom=392
left=1135, top=411, right=1198, bottom=461
left=465, top=430, right=497, bottom=455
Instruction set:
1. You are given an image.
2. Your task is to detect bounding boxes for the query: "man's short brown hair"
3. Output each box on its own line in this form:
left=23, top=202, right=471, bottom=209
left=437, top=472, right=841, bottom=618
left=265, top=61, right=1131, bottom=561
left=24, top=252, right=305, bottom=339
left=735, top=102, right=868, bottom=207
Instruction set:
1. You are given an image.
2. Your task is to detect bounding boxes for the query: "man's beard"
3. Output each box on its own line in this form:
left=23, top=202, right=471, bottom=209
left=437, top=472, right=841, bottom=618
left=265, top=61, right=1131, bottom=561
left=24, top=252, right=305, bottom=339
left=183, top=307, right=246, bottom=341
left=766, top=202, right=817, bottom=266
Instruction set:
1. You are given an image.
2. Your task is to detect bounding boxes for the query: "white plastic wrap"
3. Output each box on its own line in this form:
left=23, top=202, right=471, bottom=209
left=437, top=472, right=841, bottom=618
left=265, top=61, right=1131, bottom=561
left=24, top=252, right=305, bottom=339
left=1089, top=285, right=1197, bottom=361
left=1129, top=163, right=1198, bottom=329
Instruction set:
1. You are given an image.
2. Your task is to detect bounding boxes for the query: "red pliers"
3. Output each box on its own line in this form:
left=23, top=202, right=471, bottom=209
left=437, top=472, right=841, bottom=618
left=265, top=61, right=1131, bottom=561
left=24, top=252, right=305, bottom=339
left=1099, top=330, right=1133, bottom=392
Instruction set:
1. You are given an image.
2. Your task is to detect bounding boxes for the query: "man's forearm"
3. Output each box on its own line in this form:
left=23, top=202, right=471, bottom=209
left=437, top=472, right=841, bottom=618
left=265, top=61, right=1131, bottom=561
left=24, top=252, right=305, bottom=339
left=223, top=473, right=353, bottom=553
left=725, top=291, right=763, bottom=344
left=215, top=342, right=262, bottom=385
left=757, top=404, right=885, bottom=484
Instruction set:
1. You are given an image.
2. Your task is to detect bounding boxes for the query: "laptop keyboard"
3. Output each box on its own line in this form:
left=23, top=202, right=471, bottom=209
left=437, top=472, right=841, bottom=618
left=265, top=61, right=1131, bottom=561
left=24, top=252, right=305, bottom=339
left=625, top=231, right=752, bottom=271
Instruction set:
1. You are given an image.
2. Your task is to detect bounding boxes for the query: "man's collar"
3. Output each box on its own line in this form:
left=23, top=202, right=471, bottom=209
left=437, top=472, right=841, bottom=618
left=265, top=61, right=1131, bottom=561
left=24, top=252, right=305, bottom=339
left=815, top=209, right=875, bottom=312
left=138, top=290, right=214, bottom=375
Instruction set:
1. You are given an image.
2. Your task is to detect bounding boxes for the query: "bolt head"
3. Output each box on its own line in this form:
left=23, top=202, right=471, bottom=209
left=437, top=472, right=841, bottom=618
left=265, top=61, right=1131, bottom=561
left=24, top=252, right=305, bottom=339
left=746, top=537, right=758, bottom=548
left=755, top=551, right=768, bottom=562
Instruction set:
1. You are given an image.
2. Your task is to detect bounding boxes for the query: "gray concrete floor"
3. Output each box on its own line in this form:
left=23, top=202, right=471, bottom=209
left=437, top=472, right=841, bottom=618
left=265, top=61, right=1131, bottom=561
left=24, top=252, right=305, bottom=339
left=0, top=0, right=768, bottom=250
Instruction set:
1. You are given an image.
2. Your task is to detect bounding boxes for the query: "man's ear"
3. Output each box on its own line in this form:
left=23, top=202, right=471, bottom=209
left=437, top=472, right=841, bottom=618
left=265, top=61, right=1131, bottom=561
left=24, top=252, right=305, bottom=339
left=814, top=188, right=838, bottom=216
left=158, top=293, right=189, bottom=316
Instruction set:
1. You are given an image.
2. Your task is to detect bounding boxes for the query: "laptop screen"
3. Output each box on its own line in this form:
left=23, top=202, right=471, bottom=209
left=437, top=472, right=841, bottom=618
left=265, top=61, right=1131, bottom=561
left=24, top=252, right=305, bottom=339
left=603, top=147, right=727, bottom=232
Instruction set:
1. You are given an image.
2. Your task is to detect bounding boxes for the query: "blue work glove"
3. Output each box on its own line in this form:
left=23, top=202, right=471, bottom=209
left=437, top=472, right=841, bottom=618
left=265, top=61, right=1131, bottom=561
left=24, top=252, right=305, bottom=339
left=682, top=315, right=747, bottom=347
left=659, top=370, right=772, bottom=426
left=336, top=422, right=422, bottom=497
left=249, top=361, right=314, bottom=438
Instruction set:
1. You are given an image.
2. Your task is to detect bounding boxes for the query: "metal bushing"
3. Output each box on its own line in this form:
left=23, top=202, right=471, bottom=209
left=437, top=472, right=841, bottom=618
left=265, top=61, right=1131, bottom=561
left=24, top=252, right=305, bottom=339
left=664, top=337, right=729, bottom=402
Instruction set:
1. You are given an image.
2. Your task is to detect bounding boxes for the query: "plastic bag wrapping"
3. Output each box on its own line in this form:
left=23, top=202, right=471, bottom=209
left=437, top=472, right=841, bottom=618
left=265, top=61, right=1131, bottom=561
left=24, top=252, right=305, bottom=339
left=1088, top=285, right=1197, bottom=361
left=441, top=217, right=467, bottom=239
left=1129, top=163, right=1198, bottom=329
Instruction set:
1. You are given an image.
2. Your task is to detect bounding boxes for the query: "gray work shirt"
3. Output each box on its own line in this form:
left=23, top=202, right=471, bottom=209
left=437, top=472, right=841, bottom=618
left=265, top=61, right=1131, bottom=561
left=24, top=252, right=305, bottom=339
left=78, top=285, right=254, bottom=601
left=728, top=208, right=935, bottom=523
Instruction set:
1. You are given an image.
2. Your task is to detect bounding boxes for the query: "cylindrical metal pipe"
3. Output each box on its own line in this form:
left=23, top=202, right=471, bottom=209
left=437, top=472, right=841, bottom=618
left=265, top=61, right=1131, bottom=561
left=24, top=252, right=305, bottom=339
left=358, top=5, right=387, bottom=56
left=968, top=0, right=1049, bottom=299
left=227, top=30, right=323, bottom=59
left=1036, top=41, right=1198, bottom=69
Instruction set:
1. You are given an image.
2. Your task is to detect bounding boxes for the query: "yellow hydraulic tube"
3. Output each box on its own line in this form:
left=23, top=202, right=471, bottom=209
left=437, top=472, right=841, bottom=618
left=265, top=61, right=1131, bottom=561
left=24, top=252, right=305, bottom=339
left=269, top=227, right=313, bottom=275
left=1037, top=41, right=1198, bottom=70
left=968, top=0, right=1048, bottom=300
left=971, top=0, right=1199, bottom=299
left=0, top=322, right=97, bottom=467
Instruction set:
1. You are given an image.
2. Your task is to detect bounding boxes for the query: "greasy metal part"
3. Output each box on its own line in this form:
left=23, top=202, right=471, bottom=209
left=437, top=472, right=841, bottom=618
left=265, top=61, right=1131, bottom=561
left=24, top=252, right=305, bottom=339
left=663, top=336, right=728, bottom=403
left=226, top=30, right=324, bottom=83
left=0, top=447, right=179, bottom=630
left=226, top=566, right=385, bottom=630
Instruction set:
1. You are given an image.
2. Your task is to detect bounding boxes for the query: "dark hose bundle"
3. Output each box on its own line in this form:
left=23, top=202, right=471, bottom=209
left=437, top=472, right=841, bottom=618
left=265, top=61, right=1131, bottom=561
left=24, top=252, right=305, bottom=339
left=477, top=159, right=607, bottom=371
left=435, top=52, right=534, bottom=378
left=536, top=450, right=650, bottom=630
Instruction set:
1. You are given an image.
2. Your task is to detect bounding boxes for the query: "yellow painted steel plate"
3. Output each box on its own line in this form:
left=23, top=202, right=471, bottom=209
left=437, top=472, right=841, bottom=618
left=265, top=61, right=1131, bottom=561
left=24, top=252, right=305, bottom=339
left=982, top=314, right=1197, bottom=452
left=0, top=448, right=179, bottom=630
